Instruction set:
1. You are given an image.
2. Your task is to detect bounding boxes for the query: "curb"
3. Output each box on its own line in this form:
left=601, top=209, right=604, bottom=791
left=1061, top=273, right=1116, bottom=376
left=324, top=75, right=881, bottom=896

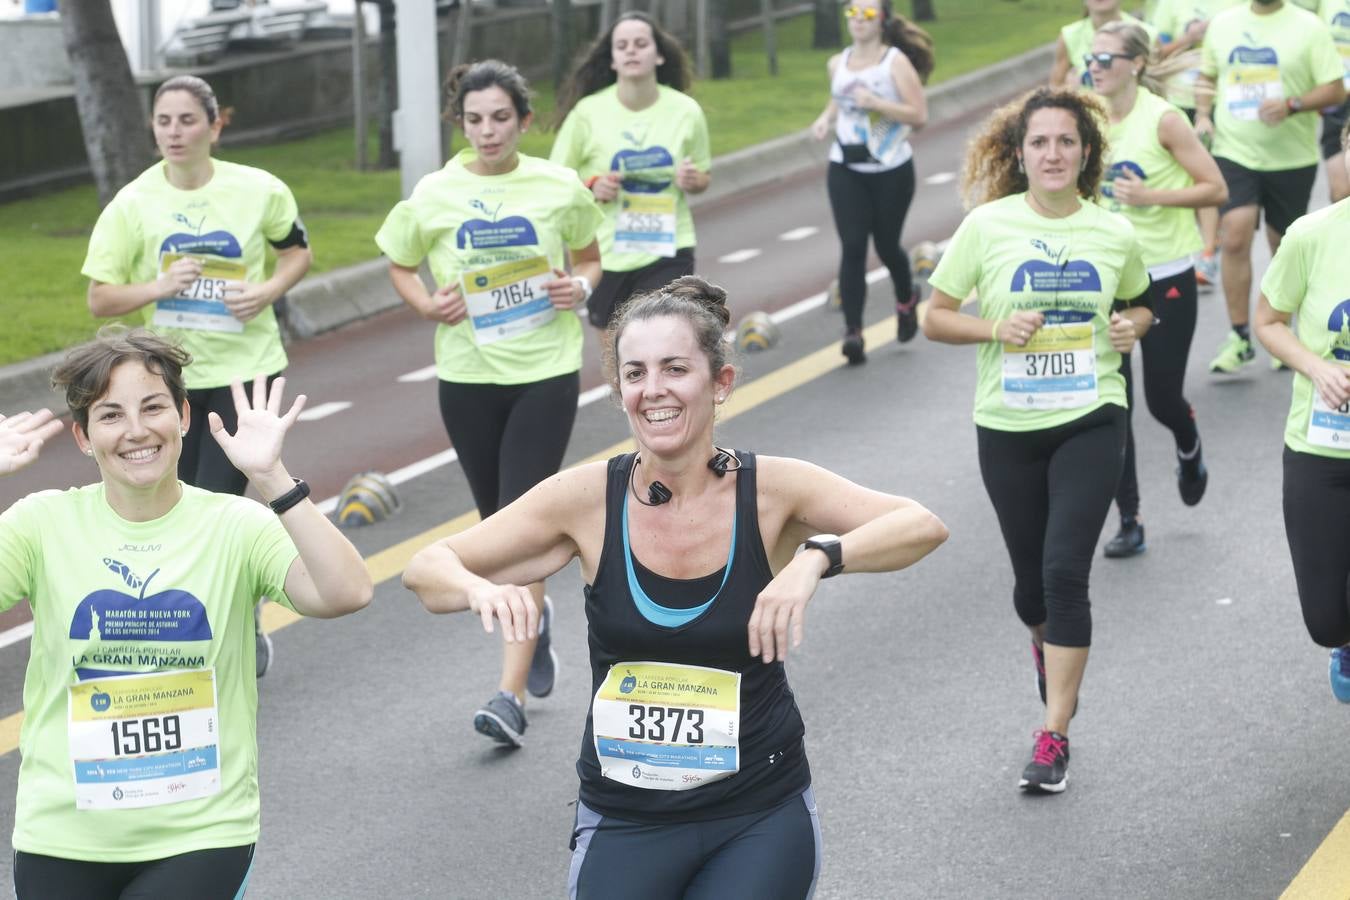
left=1, top=42, right=1053, bottom=416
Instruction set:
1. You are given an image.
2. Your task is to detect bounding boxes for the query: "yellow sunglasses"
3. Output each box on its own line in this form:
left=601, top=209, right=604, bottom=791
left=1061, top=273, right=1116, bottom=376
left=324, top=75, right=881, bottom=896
left=844, top=6, right=879, bottom=19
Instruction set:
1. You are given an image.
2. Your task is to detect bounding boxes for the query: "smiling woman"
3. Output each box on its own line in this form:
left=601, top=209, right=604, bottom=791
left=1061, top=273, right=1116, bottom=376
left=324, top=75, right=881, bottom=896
left=0, top=326, right=370, bottom=899
left=402, top=275, right=948, bottom=900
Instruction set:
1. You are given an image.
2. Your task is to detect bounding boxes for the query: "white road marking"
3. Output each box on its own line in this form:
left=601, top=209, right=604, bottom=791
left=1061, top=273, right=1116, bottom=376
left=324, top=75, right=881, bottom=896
left=398, top=365, right=438, bottom=383
left=718, top=248, right=762, bottom=264
left=0, top=621, right=32, bottom=650
left=298, top=401, right=353, bottom=422
left=1215, top=597, right=1233, bottom=605
left=924, top=171, right=957, bottom=185
left=778, top=226, right=818, bottom=242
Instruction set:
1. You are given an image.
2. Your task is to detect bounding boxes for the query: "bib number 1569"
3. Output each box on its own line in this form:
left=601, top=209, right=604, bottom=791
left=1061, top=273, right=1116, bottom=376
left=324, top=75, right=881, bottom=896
left=110, top=715, right=182, bottom=756
left=628, top=705, right=704, bottom=743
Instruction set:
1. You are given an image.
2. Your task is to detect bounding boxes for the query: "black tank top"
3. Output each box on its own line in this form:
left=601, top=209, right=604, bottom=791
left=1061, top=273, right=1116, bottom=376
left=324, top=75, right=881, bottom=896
left=576, top=452, right=810, bottom=824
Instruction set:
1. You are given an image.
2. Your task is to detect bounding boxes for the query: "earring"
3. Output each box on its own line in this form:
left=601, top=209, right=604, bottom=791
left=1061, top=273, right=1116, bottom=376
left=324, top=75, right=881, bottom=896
left=85, top=448, right=93, bottom=456
left=180, top=429, right=187, bottom=437
left=1016, top=157, right=1025, bottom=174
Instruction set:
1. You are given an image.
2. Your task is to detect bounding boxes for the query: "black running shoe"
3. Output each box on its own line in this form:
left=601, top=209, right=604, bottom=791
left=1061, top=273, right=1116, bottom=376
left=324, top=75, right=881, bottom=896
left=841, top=330, right=866, bottom=365
left=1177, top=449, right=1207, bottom=506
left=1019, top=730, right=1070, bottom=794
left=896, top=297, right=919, bottom=343
left=526, top=596, right=558, bottom=698
left=1103, top=517, right=1145, bottom=558
left=473, top=691, right=527, bottom=748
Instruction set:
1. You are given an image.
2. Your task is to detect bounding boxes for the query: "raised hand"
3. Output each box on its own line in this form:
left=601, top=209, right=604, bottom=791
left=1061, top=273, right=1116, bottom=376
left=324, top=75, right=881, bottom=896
left=208, top=375, right=305, bottom=482
left=0, top=410, right=64, bottom=477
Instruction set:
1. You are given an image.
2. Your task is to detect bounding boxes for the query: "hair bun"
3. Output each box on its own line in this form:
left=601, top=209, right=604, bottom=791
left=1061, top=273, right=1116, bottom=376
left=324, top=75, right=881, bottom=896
left=663, top=275, right=730, bottom=327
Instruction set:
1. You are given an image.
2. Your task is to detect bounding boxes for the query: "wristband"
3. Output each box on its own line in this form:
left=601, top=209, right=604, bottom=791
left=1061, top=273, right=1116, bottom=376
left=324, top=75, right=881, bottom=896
left=572, top=274, right=593, bottom=302
left=1286, top=96, right=1304, bottom=114
left=584, top=175, right=600, bottom=190
left=268, top=477, right=311, bottom=515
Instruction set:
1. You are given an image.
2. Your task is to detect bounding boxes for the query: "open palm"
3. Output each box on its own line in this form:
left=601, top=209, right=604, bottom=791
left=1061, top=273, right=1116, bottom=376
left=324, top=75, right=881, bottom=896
left=0, top=410, right=64, bottom=477
left=208, top=376, right=305, bottom=479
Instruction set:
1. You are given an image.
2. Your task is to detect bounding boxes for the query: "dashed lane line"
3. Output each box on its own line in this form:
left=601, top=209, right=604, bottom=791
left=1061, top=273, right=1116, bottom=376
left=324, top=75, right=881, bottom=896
left=717, top=248, right=762, bottom=264
left=397, top=365, right=438, bottom=383
left=297, top=401, right=353, bottom=422
left=778, top=226, right=819, bottom=241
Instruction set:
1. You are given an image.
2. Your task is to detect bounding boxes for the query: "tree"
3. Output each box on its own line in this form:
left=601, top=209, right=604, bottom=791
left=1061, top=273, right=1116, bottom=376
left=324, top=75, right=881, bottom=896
left=812, top=0, right=840, bottom=49
left=911, top=0, right=936, bottom=22
left=708, top=0, right=731, bottom=79
left=551, top=0, right=575, bottom=88
left=56, top=0, right=154, bottom=207
left=361, top=0, right=398, bottom=169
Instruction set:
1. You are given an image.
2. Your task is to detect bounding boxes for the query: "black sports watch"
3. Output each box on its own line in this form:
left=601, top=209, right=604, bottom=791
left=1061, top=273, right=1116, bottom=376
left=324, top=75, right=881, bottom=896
left=803, top=534, right=844, bottom=578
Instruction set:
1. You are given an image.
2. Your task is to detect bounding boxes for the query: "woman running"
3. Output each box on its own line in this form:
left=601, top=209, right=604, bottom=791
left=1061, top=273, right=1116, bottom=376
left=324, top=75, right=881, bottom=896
left=1, top=327, right=371, bottom=899
left=1051, top=0, right=1157, bottom=89
left=404, top=276, right=947, bottom=899
left=810, top=0, right=932, bottom=364
left=83, top=75, right=313, bottom=678
left=922, top=88, right=1153, bottom=793
left=551, top=11, right=710, bottom=330
left=1090, top=22, right=1227, bottom=557
left=1254, top=119, right=1350, bottom=701
left=376, top=60, right=603, bottom=748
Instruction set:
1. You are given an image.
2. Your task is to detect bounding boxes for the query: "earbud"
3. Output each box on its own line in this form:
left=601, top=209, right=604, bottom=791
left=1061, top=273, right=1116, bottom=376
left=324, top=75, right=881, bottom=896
left=647, top=481, right=672, bottom=505
left=708, top=450, right=734, bottom=477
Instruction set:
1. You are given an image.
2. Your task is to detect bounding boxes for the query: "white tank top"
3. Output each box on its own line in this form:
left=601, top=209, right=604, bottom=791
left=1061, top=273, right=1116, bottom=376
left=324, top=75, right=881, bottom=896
left=829, top=45, right=913, bottom=173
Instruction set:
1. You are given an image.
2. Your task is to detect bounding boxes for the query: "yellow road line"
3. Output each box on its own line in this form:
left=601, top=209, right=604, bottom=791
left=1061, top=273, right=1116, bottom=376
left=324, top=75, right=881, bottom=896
left=1280, top=810, right=1350, bottom=899
left=0, top=318, right=872, bottom=759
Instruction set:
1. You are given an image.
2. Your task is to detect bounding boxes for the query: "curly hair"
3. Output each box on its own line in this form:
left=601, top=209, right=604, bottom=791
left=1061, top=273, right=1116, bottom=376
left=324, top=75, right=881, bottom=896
left=553, top=12, right=692, bottom=128
left=601, top=276, right=735, bottom=394
left=960, top=87, right=1109, bottom=208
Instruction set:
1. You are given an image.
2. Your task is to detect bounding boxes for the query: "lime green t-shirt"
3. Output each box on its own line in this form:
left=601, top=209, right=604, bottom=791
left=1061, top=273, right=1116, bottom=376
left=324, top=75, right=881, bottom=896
left=1152, top=0, right=1244, bottom=108
left=82, top=160, right=300, bottom=391
left=928, top=194, right=1150, bottom=432
left=1062, top=14, right=1158, bottom=87
left=1201, top=2, right=1343, bottom=170
left=549, top=85, right=711, bottom=273
left=1320, top=0, right=1350, bottom=88
left=0, top=484, right=299, bottom=862
left=375, top=151, right=604, bottom=385
left=1100, top=88, right=1204, bottom=267
left=1260, top=198, right=1350, bottom=458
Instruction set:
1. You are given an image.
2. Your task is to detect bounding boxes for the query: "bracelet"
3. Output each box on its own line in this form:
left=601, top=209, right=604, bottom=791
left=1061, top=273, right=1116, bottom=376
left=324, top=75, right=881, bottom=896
left=991, top=319, right=1001, bottom=343
left=268, top=477, right=311, bottom=515
left=572, top=274, right=593, bottom=302
left=584, top=175, right=600, bottom=190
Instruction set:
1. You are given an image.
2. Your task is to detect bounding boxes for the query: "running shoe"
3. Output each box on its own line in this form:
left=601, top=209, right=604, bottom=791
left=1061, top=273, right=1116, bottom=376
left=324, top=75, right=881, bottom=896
left=1330, top=647, right=1350, bottom=703
left=1103, top=517, right=1146, bottom=558
left=1019, top=730, right=1070, bottom=794
left=896, top=295, right=919, bottom=343
left=1194, top=251, right=1218, bottom=292
left=527, top=596, right=558, bottom=698
left=1031, top=640, right=1046, bottom=705
left=474, top=691, right=527, bottom=748
left=1209, top=331, right=1255, bottom=374
left=1177, top=447, right=1208, bottom=507
left=254, top=600, right=273, bottom=679
left=841, top=329, right=866, bottom=365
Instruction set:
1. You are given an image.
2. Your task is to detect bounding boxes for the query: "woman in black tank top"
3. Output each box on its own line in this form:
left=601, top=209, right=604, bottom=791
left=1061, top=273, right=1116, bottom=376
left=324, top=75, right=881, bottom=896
left=405, top=276, right=948, bottom=899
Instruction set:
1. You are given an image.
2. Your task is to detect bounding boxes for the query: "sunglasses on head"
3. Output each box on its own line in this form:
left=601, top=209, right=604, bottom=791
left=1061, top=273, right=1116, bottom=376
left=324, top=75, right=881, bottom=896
left=844, top=6, right=879, bottom=19
left=1084, top=52, right=1135, bottom=69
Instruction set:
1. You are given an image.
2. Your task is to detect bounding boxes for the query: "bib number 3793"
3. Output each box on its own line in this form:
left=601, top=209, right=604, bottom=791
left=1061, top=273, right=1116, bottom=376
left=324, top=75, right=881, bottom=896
left=152, top=252, right=246, bottom=334
left=67, top=668, right=221, bottom=810
left=592, top=662, right=740, bottom=792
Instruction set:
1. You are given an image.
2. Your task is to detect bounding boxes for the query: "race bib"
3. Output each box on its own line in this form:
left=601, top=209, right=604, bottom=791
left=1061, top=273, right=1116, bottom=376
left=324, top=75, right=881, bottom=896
left=1225, top=64, right=1283, bottom=122
left=460, top=255, right=556, bottom=347
left=1307, top=364, right=1350, bottom=449
left=614, top=192, right=677, bottom=258
left=592, top=661, right=740, bottom=792
left=152, top=252, right=246, bottom=334
left=1002, top=312, right=1098, bottom=410
left=68, top=668, right=220, bottom=810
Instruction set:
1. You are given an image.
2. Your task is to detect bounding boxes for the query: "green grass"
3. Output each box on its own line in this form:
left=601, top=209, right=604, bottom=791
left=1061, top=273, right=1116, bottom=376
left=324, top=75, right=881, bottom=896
left=0, top=0, right=1081, bottom=366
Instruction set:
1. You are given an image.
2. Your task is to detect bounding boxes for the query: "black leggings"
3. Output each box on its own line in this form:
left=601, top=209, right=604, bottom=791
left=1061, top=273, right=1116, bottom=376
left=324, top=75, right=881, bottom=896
left=1116, top=268, right=1201, bottom=518
left=179, top=374, right=281, bottom=496
left=977, top=404, right=1128, bottom=648
left=437, top=372, right=580, bottom=517
left=569, top=787, right=822, bottom=900
left=826, top=160, right=916, bottom=332
left=1282, top=447, right=1350, bottom=648
left=14, top=844, right=254, bottom=899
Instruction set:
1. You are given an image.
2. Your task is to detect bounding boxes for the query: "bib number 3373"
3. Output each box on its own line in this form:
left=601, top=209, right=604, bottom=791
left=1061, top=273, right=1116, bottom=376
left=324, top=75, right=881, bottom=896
left=67, top=668, right=221, bottom=810
left=592, top=661, right=740, bottom=791
left=1002, top=311, right=1098, bottom=410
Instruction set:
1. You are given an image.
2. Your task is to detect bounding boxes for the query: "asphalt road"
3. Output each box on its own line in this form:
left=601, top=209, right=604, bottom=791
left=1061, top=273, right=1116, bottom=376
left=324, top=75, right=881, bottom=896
left=1, top=101, right=1347, bottom=897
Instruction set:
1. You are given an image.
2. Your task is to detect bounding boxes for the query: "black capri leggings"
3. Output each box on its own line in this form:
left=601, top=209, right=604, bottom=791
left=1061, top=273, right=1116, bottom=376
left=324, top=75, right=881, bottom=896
left=568, top=787, right=822, bottom=899
left=1116, top=268, right=1201, bottom=518
left=977, top=404, right=1128, bottom=648
left=179, top=374, right=281, bottom=496
left=437, top=371, right=580, bottom=517
left=14, top=844, right=254, bottom=899
left=826, top=160, right=916, bottom=332
left=1282, top=447, right=1350, bottom=648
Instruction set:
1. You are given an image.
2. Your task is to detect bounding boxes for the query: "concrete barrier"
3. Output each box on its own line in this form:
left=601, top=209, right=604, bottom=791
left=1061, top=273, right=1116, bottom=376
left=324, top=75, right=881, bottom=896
left=0, top=42, right=1055, bottom=415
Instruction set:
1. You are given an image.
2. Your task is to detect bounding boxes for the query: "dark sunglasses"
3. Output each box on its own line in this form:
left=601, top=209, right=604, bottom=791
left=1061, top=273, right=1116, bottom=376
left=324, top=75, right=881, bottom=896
left=1084, top=52, right=1136, bottom=70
